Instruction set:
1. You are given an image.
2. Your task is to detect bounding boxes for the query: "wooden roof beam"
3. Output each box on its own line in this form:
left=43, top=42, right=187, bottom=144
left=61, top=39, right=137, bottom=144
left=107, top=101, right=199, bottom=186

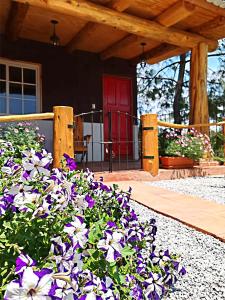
left=13, top=0, right=217, bottom=50
left=191, top=16, right=225, bottom=37
left=6, top=2, right=29, bottom=41
left=67, top=0, right=133, bottom=53
left=101, top=0, right=196, bottom=60
left=142, top=15, right=225, bottom=65
left=185, top=0, right=225, bottom=17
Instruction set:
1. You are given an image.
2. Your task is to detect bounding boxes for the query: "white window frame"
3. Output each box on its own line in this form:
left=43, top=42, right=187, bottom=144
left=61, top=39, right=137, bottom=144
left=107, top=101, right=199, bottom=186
left=0, top=57, right=41, bottom=115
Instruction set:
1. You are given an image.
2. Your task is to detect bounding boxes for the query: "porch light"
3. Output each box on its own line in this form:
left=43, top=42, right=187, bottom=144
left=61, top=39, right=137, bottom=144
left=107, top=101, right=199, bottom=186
left=50, top=20, right=60, bottom=46
left=140, top=42, right=147, bottom=69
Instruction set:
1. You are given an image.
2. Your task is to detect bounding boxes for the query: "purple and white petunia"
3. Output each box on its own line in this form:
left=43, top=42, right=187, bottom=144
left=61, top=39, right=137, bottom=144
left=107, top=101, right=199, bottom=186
left=64, top=216, right=89, bottom=249
left=97, top=230, right=124, bottom=263
left=15, top=253, right=36, bottom=275
left=4, top=267, right=53, bottom=300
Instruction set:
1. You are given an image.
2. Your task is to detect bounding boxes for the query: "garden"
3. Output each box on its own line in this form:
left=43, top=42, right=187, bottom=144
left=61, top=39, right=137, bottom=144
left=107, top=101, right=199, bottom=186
left=0, top=123, right=186, bottom=299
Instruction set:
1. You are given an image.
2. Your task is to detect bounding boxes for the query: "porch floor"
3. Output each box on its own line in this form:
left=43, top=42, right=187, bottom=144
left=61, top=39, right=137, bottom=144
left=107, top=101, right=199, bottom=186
left=105, top=180, right=225, bottom=242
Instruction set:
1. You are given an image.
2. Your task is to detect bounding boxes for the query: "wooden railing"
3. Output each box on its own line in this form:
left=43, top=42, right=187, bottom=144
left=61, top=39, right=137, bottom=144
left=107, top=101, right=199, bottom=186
left=141, top=114, right=225, bottom=177
left=0, top=106, right=74, bottom=168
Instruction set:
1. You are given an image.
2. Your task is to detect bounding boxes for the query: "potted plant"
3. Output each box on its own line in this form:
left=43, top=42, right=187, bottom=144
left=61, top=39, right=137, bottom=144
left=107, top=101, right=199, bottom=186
left=159, top=128, right=214, bottom=169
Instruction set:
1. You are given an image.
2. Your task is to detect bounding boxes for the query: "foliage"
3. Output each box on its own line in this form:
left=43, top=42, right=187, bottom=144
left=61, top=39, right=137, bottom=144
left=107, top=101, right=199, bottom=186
left=0, top=141, right=186, bottom=299
left=0, top=122, right=45, bottom=159
left=210, top=130, right=225, bottom=161
left=159, top=129, right=214, bottom=160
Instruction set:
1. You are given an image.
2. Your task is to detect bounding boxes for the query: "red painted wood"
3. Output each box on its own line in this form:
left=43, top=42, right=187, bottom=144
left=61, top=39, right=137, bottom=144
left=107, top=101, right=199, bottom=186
left=103, top=75, right=133, bottom=159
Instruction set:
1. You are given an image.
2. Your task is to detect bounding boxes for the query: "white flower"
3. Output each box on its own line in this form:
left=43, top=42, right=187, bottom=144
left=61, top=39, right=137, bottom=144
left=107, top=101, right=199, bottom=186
left=64, top=217, right=88, bottom=248
left=97, top=231, right=124, bottom=262
left=4, top=267, right=52, bottom=300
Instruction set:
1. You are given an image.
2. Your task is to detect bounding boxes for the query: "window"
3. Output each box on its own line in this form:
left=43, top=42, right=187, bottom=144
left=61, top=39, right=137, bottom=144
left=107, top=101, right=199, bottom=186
left=0, top=59, right=41, bottom=115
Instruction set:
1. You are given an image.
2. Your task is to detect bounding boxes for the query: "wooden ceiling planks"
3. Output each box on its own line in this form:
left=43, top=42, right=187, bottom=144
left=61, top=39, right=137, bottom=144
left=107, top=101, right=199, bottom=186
left=1, top=0, right=225, bottom=64
left=20, top=5, right=87, bottom=45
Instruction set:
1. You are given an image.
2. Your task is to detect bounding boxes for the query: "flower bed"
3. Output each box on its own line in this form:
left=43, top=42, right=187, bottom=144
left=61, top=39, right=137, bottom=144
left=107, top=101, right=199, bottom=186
left=0, top=136, right=185, bottom=299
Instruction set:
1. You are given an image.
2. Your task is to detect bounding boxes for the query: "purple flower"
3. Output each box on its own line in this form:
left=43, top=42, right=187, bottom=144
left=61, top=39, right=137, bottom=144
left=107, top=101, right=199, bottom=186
left=4, top=267, right=53, bottom=300
left=15, top=253, right=36, bottom=275
left=63, top=153, right=77, bottom=171
left=85, top=194, right=95, bottom=208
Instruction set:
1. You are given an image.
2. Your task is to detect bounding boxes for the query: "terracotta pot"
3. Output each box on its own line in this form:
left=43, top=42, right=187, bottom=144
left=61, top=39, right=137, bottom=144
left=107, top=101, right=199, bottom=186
left=160, top=156, right=194, bottom=169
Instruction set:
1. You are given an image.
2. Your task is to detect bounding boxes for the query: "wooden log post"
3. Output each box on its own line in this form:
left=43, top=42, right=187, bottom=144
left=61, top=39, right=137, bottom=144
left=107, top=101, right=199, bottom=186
left=190, top=42, right=209, bottom=135
left=53, top=106, right=74, bottom=168
left=141, top=114, right=159, bottom=176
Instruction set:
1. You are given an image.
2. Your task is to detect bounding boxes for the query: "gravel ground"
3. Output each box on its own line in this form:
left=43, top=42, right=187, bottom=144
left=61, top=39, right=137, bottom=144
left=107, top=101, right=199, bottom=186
left=146, top=176, right=225, bottom=205
left=130, top=200, right=225, bottom=300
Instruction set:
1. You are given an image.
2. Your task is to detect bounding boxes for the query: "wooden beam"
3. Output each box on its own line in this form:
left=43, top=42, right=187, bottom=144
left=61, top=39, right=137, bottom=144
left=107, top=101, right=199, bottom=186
left=101, top=0, right=196, bottom=60
left=190, top=42, right=209, bottom=135
left=156, top=1, right=195, bottom=27
left=186, top=0, right=225, bottom=17
left=6, top=2, right=29, bottom=41
left=67, top=0, right=132, bottom=53
left=191, top=16, right=225, bottom=39
left=145, top=44, right=189, bottom=65
left=14, top=0, right=217, bottom=50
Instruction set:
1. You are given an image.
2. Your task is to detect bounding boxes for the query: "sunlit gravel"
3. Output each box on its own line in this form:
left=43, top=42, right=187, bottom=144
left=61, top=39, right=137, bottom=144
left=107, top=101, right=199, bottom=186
left=130, top=200, right=225, bottom=300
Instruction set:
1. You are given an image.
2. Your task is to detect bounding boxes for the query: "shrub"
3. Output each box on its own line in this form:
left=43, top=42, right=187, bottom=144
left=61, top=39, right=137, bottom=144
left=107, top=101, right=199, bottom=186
left=159, top=128, right=214, bottom=160
left=0, top=146, right=185, bottom=299
left=0, top=122, right=45, bottom=158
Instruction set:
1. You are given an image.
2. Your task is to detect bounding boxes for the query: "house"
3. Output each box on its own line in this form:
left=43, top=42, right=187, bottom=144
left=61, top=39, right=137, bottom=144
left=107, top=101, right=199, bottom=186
left=0, top=0, right=225, bottom=162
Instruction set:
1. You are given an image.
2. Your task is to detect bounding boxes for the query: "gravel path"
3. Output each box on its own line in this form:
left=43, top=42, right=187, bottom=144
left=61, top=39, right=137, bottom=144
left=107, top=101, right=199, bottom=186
left=146, top=176, right=225, bottom=205
left=130, top=200, right=225, bottom=300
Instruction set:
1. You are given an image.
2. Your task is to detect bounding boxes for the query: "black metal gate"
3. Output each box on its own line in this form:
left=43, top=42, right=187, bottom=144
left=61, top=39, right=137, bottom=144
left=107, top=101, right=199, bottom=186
left=74, top=110, right=142, bottom=172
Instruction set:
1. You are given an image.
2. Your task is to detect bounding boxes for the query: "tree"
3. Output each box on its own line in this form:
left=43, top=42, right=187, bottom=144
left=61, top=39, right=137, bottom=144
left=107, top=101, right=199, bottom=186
left=137, top=39, right=225, bottom=124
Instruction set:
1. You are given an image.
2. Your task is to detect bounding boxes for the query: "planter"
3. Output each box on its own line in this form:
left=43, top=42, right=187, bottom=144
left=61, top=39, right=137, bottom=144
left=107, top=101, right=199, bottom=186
left=160, top=156, right=194, bottom=169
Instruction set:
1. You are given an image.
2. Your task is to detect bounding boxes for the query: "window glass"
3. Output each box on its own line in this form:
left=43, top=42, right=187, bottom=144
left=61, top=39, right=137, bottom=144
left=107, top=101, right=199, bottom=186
left=0, top=81, right=6, bottom=96
left=24, top=85, right=36, bottom=100
left=9, top=98, right=23, bottom=114
left=9, top=66, right=22, bottom=82
left=0, top=61, right=39, bottom=114
left=9, top=83, right=22, bottom=99
left=23, top=68, right=36, bottom=84
left=0, top=97, right=6, bottom=113
left=0, top=64, right=6, bottom=80
left=24, top=100, right=36, bottom=113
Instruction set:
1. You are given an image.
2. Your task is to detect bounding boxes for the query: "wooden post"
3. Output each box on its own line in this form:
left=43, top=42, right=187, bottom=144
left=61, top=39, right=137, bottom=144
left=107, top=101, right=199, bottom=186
left=53, top=106, right=74, bottom=168
left=141, top=114, right=159, bottom=176
left=190, top=42, right=209, bottom=135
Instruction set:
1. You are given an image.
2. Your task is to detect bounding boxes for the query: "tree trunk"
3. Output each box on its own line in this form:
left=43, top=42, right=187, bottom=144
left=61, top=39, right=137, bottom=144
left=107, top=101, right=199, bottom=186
left=173, top=53, right=186, bottom=124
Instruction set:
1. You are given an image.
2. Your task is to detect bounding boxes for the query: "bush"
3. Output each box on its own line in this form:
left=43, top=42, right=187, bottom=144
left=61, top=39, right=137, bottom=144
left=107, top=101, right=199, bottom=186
left=0, top=122, right=45, bottom=158
left=159, top=128, right=214, bottom=161
left=0, top=146, right=185, bottom=299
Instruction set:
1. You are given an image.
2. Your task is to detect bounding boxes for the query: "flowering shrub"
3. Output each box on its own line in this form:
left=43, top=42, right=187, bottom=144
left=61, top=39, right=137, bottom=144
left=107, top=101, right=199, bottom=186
left=0, top=122, right=45, bottom=159
left=0, top=143, right=186, bottom=299
left=159, top=128, right=214, bottom=160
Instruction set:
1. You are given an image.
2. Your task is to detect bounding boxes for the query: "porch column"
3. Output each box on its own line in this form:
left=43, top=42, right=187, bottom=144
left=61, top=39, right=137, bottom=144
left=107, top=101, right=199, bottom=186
left=190, top=42, right=209, bottom=135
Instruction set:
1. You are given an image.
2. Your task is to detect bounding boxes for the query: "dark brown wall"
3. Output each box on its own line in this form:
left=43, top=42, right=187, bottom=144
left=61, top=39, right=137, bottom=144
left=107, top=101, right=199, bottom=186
left=0, top=35, right=137, bottom=117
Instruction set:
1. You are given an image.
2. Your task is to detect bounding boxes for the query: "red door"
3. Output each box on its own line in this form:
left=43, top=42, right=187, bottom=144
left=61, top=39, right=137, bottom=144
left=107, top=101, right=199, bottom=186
left=103, top=75, right=133, bottom=159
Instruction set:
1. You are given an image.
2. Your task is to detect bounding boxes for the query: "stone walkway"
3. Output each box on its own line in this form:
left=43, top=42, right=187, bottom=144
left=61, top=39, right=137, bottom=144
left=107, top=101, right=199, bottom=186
left=106, top=181, right=225, bottom=242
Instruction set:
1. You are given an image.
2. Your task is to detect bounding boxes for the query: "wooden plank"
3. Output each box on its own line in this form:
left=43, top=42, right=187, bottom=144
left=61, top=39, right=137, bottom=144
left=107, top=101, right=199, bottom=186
left=53, top=106, right=74, bottom=168
left=156, top=1, right=195, bottom=27
left=6, top=2, right=29, bottom=41
left=131, top=43, right=189, bottom=65
left=14, top=0, right=217, bottom=50
left=67, top=0, right=132, bottom=53
left=101, top=0, right=196, bottom=60
left=191, top=16, right=225, bottom=39
left=0, top=112, right=54, bottom=123
left=186, top=0, right=225, bottom=17
left=141, top=114, right=159, bottom=176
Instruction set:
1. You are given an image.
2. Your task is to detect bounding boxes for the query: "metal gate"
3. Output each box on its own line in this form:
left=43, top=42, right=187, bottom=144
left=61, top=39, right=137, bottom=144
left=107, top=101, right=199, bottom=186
left=74, top=110, right=142, bottom=172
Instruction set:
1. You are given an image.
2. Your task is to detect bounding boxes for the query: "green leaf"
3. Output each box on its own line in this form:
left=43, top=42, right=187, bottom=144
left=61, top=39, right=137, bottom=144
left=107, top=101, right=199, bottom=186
left=121, top=246, right=135, bottom=258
